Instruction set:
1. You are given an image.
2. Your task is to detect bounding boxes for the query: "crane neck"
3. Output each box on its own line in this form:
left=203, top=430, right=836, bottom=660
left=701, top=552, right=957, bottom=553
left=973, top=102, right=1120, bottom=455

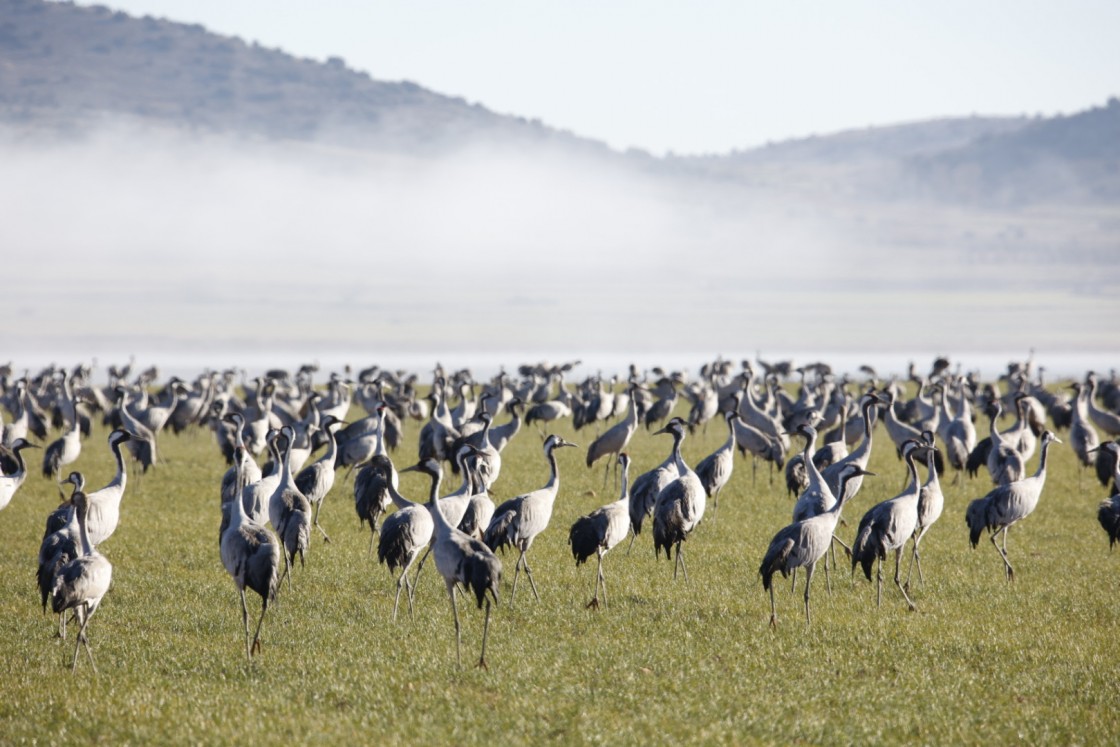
left=670, top=430, right=689, bottom=475
left=108, top=436, right=128, bottom=490
left=425, top=469, right=451, bottom=530
left=75, top=497, right=94, bottom=556
left=1035, top=438, right=1053, bottom=478
left=617, top=463, right=630, bottom=504
left=543, top=442, right=563, bottom=492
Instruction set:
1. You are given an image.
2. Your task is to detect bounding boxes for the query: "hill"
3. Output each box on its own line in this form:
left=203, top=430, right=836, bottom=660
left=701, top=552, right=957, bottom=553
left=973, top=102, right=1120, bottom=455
left=0, top=0, right=614, bottom=156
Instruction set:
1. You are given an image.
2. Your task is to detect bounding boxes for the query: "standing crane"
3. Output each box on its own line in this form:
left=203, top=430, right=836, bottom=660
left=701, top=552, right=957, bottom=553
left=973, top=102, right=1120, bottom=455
left=966, top=430, right=1060, bottom=581
left=585, top=389, right=638, bottom=488
left=694, top=410, right=737, bottom=512
left=483, top=434, right=578, bottom=606
left=1094, top=442, right=1120, bottom=547
left=760, top=463, right=875, bottom=626
left=220, top=453, right=281, bottom=662
left=294, top=415, right=345, bottom=543
left=266, top=427, right=311, bottom=590
left=50, top=486, right=112, bottom=673
left=0, top=438, right=39, bottom=512
left=569, top=453, right=632, bottom=608
left=904, top=432, right=944, bottom=590
left=652, top=417, right=706, bottom=581
left=42, top=374, right=82, bottom=484
left=851, top=440, right=924, bottom=611
left=405, top=457, right=502, bottom=669
left=378, top=460, right=436, bottom=620
left=38, top=471, right=83, bottom=639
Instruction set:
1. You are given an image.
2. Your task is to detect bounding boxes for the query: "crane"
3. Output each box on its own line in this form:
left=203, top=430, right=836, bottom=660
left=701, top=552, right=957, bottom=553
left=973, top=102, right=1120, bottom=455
left=904, top=432, right=944, bottom=590
left=294, top=414, right=346, bottom=543
left=694, top=411, right=737, bottom=512
left=220, top=451, right=281, bottom=662
left=851, top=440, right=924, bottom=611
left=0, top=438, right=38, bottom=512
left=966, top=431, right=1060, bottom=581
left=760, top=464, right=874, bottom=626
left=378, top=460, right=436, bottom=619
left=50, top=485, right=112, bottom=672
left=569, top=453, right=632, bottom=608
left=585, top=388, right=638, bottom=488
left=266, top=427, right=311, bottom=590
left=405, top=457, right=502, bottom=669
left=483, top=434, right=578, bottom=606
left=652, top=417, right=705, bottom=581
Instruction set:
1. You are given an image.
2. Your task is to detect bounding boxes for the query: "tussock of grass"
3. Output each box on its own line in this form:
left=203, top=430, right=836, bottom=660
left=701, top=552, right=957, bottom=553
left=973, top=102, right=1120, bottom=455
left=1, top=391, right=1118, bottom=744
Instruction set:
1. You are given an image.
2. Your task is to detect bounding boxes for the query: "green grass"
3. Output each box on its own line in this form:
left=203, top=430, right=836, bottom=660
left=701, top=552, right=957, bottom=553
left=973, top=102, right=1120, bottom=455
left=2, top=396, right=1118, bottom=745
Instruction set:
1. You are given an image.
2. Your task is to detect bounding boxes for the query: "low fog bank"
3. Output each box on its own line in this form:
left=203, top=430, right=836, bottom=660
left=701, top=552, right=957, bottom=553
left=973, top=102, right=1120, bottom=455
left=1, top=123, right=1117, bottom=356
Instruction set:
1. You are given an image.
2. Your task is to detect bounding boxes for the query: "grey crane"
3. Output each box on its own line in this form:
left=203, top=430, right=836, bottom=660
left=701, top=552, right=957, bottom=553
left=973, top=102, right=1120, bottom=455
left=585, top=390, right=638, bottom=488
left=45, top=430, right=132, bottom=547
left=883, top=388, right=925, bottom=459
left=378, top=461, right=436, bottom=619
left=0, top=438, right=39, bottom=511
left=407, top=457, right=502, bottom=669
left=569, top=453, right=633, bottom=608
left=967, top=400, right=1026, bottom=485
left=1086, top=373, right=1120, bottom=436
left=220, top=452, right=281, bottom=662
left=1069, top=382, right=1101, bottom=474
left=219, top=413, right=262, bottom=507
left=483, top=434, right=577, bottom=606
left=468, top=412, right=502, bottom=491
left=354, top=454, right=395, bottom=553
left=42, top=375, right=82, bottom=484
left=266, top=427, right=312, bottom=590
left=966, top=430, right=1060, bottom=581
left=114, top=386, right=158, bottom=473
left=694, top=410, right=737, bottom=512
left=50, top=485, right=112, bottom=672
left=760, top=463, right=875, bottom=626
left=625, top=426, right=681, bottom=553
left=458, top=454, right=495, bottom=543
left=38, top=471, right=83, bottom=639
left=294, top=414, right=345, bottom=543
left=820, top=391, right=884, bottom=506
left=851, top=439, right=924, bottom=611
left=652, top=417, right=706, bottom=581
left=936, top=380, right=976, bottom=483
left=1094, top=442, right=1120, bottom=547
left=904, top=432, right=944, bottom=590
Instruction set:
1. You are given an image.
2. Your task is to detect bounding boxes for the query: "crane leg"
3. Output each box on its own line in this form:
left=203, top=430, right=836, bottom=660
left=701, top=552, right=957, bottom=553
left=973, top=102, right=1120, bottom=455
left=413, top=546, right=432, bottom=595
left=71, top=605, right=98, bottom=674
left=768, top=582, right=778, bottom=628
left=510, top=551, right=523, bottom=607
left=990, top=528, right=1014, bottom=582
left=447, top=582, right=462, bottom=668
left=831, top=534, right=852, bottom=558
left=803, top=562, right=815, bottom=625
left=239, top=588, right=252, bottom=663
left=279, top=550, right=293, bottom=592
left=674, top=544, right=690, bottom=583
left=893, top=547, right=918, bottom=611
left=875, top=557, right=883, bottom=608
left=250, top=594, right=270, bottom=658
left=599, top=552, right=608, bottom=608
left=587, top=552, right=604, bottom=609
left=393, top=551, right=421, bottom=620
left=790, top=567, right=797, bottom=593
left=312, top=501, right=331, bottom=544
left=521, top=551, right=542, bottom=601
left=603, top=459, right=611, bottom=489
left=625, top=529, right=638, bottom=556
left=823, top=552, right=832, bottom=596
left=477, top=598, right=492, bottom=671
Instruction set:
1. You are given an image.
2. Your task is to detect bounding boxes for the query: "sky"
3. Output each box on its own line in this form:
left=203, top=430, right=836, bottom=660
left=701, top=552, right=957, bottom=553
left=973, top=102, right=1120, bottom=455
left=66, top=0, right=1120, bottom=156
left=3, top=1, right=1117, bottom=375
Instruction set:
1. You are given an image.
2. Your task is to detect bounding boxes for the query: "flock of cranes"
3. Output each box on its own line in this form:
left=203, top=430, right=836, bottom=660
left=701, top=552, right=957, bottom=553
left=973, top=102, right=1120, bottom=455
left=2, top=355, right=1119, bottom=672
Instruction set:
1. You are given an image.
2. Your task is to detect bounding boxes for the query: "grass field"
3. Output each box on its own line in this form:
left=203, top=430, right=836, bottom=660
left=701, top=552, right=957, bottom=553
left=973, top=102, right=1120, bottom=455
left=2, top=390, right=1118, bottom=745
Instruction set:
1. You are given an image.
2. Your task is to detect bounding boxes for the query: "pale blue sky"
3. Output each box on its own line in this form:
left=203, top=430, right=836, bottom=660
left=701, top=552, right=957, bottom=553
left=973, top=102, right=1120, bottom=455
left=68, top=1, right=1119, bottom=155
